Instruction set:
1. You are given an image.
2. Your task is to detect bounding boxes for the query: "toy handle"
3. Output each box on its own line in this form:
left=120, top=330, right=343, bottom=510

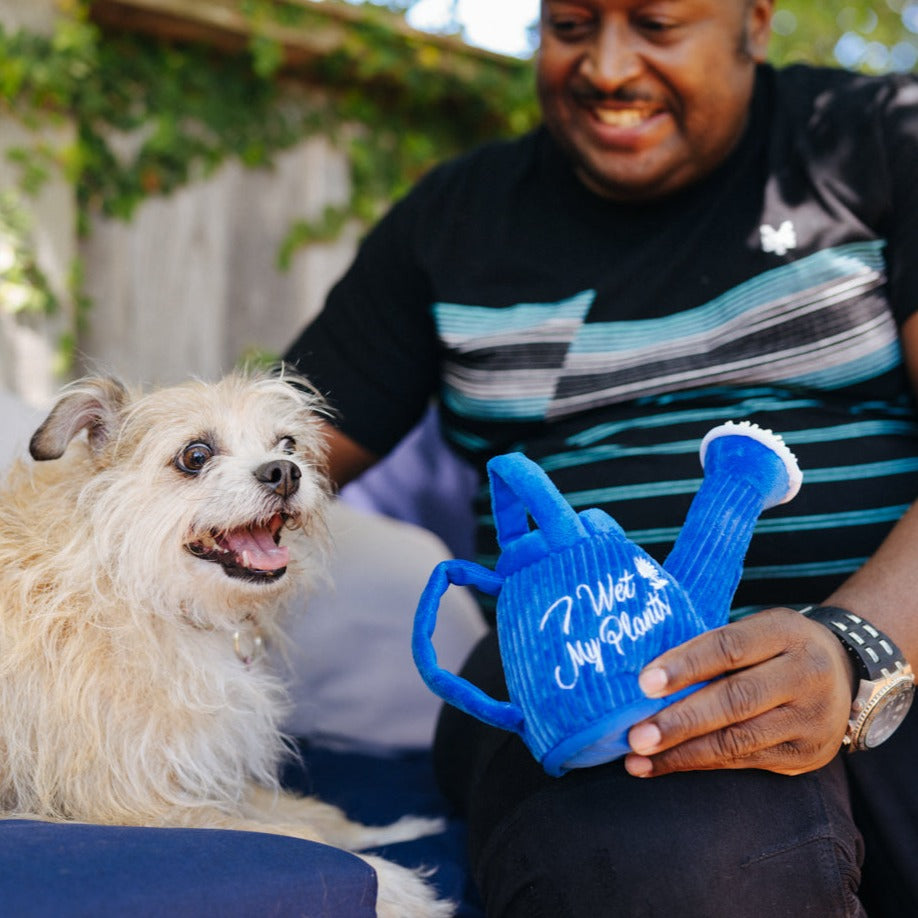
left=412, top=559, right=525, bottom=734
left=488, top=453, right=587, bottom=552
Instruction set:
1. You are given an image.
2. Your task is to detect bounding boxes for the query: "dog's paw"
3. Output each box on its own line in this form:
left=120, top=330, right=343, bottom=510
left=352, top=814, right=447, bottom=849
left=363, top=855, right=455, bottom=918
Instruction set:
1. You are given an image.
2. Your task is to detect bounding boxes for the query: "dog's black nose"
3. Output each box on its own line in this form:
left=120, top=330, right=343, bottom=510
left=254, top=459, right=301, bottom=498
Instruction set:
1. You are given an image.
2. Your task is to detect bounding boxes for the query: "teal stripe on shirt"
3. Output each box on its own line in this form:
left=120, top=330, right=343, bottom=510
left=540, top=418, right=918, bottom=473
left=742, top=557, right=869, bottom=580
left=627, top=504, right=910, bottom=546
left=525, top=457, right=918, bottom=510
left=568, top=242, right=886, bottom=354
left=566, top=392, right=824, bottom=448
left=432, top=290, right=594, bottom=338
left=784, top=339, right=903, bottom=390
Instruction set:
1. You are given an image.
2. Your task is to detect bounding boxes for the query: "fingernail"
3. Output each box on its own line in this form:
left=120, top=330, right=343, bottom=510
left=629, top=723, right=661, bottom=755
left=639, top=667, right=668, bottom=697
left=625, top=755, right=653, bottom=778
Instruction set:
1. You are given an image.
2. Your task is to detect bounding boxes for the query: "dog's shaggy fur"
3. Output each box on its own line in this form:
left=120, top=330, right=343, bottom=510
left=0, top=373, right=451, bottom=917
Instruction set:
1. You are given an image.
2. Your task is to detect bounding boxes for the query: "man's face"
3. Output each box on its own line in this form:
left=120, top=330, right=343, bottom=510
left=537, top=0, right=773, bottom=201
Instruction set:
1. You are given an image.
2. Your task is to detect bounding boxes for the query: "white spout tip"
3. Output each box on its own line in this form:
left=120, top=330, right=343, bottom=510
left=699, top=421, right=803, bottom=504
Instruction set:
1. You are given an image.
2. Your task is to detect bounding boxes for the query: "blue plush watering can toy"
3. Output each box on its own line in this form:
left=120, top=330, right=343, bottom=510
left=412, top=421, right=802, bottom=777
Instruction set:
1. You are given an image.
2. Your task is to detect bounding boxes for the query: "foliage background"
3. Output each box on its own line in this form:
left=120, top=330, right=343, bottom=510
left=4, top=0, right=918, bottom=235
left=2, top=0, right=917, bottom=359
left=767, top=0, right=918, bottom=71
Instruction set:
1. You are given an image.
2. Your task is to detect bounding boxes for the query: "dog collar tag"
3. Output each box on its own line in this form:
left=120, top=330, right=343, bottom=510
left=233, top=623, right=264, bottom=665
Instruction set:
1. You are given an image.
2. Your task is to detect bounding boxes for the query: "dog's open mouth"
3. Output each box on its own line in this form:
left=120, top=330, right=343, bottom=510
left=185, top=513, right=291, bottom=583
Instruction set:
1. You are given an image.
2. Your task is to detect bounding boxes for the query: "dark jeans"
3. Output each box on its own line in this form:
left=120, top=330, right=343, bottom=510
left=435, top=632, right=917, bottom=917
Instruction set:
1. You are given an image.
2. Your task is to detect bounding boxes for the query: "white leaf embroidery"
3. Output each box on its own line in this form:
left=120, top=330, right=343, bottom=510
left=634, top=556, right=668, bottom=590
left=760, top=220, right=797, bottom=257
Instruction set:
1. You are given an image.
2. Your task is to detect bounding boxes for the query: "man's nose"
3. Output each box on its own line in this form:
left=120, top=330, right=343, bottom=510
left=580, top=20, right=643, bottom=92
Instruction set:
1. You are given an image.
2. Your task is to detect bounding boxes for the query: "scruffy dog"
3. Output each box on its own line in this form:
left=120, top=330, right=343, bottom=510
left=0, top=372, right=451, bottom=917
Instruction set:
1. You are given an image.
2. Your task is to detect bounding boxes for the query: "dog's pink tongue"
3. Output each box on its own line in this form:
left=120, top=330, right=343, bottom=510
left=223, top=526, right=289, bottom=571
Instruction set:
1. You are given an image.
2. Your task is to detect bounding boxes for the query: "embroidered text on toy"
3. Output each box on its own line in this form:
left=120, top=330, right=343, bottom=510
left=540, top=561, right=674, bottom=690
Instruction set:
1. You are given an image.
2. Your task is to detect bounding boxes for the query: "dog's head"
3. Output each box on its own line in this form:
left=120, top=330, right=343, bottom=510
left=28, top=371, right=329, bottom=629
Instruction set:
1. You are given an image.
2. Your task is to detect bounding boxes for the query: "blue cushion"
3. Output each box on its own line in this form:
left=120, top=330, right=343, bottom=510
left=0, top=746, right=481, bottom=917
left=0, top=818, right=376, bottom=917
left=283, top=744, right=483, bottom=916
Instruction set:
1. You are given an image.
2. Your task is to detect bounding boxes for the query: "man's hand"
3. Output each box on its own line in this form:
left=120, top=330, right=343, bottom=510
left=624, top=608, right=856, bottom=777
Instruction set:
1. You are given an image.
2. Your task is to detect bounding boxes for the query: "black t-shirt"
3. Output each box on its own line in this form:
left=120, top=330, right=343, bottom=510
left=286, top=64, right=918, bottom=615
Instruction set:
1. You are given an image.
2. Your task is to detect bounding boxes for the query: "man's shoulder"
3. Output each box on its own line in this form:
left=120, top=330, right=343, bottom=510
left=772, top=62, right=918, bottom=121
left=412, top=129, right=545, bottom=201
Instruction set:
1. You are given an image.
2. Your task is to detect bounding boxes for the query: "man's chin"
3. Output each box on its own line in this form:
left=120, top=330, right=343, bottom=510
left=572, top=160, right=682, bottom=204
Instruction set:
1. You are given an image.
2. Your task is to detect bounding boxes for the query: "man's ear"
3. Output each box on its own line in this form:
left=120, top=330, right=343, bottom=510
left=30, top=377, right=128, bottom=461
left=744, top=0, right=775, bottom=64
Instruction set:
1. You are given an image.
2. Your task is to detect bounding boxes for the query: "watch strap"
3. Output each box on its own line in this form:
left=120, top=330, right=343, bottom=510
left=800, top=605, right=906, bottom=682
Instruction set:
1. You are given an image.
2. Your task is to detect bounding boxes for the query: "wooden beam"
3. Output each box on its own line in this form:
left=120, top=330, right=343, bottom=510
left=89, top=0, right=344, bottom=57
left=88, top=0, right=518, bottom=69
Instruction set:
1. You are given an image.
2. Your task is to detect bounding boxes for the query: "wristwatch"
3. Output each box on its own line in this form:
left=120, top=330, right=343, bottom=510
left=801, top=605, right=915, bottom=751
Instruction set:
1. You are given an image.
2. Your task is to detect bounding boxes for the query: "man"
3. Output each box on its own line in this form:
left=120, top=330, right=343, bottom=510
left=286, top=1, right=918, bottom=913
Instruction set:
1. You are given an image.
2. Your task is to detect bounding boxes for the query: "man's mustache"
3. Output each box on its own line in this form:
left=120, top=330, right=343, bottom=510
left=570, top=85, right=663, bottom=107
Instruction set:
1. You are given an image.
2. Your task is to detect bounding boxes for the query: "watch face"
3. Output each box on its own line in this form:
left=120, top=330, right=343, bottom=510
left=862, top=680, right=916, bottom=749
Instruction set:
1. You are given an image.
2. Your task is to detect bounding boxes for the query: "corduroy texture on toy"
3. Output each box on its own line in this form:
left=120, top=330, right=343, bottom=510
left=665, top=421, right=801, bottom=630
left=412, top=423, right=801, bottom=776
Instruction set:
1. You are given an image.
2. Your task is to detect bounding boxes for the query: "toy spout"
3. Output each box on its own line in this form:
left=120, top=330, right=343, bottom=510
left=663, top=422, right=802, bottom=629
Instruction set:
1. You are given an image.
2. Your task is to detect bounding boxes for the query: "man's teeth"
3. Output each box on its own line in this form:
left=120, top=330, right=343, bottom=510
left=595, top=108, right=650, bottom=127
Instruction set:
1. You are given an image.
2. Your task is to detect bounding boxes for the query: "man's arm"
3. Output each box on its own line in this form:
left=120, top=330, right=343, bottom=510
left=320, top=422, right=379, bottom=490
left=822, top=308, right=918, bottom=664
left=622, top=313, right=918, bottom=778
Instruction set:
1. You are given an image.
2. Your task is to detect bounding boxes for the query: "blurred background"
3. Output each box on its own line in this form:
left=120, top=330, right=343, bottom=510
left=1, top=0, right=915, bottom=407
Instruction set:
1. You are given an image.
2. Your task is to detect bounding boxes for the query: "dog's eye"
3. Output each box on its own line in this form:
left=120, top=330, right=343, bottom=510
left=277, top=436, right=296, bottom=455
left=176, top=442, right=214, bottom=474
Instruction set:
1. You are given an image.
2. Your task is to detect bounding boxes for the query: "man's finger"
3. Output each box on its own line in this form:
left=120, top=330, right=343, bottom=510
left=629, top=657, right=796, bottom=755
left=639, top=608, right=804, bottom=698
left=625, top=707, right=829, bottom=777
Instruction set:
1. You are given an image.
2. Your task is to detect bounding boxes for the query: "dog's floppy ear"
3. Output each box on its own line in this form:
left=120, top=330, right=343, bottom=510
left=30, top=377, right=129, bottom=461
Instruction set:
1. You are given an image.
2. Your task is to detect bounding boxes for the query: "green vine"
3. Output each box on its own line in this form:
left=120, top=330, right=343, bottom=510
left=0, top=190, right=59, bottom=318
left=0, top=0, right=538, bottom=366
left=277, top=204, right=352, bottom=271
left=3, top=0, right=914, bottom=378
left=1, top=1, right=537, bottom=227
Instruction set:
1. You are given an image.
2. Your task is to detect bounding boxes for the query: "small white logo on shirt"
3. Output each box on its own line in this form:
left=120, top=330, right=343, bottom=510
left=760, top=221, right=797, bottom=256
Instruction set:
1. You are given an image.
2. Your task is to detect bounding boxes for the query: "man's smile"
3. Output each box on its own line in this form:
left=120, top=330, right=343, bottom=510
left=573, top=96, right=673, bottom=153
left=570, top=88, right=670, bottom=137
left=591, top=105, right=664, bottom=129
left=595, top=109, right=646, bottom=128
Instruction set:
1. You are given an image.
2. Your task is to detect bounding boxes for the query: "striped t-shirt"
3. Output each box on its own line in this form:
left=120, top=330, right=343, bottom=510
left=288, top=64, right=918, bottom=620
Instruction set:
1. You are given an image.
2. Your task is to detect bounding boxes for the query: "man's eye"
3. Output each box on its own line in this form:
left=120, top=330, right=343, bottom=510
left=636, top=17, right=679, bottom=36
left=546, top=15, right=593, bottom=40
left=175, top=442, right=214, bottom=474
